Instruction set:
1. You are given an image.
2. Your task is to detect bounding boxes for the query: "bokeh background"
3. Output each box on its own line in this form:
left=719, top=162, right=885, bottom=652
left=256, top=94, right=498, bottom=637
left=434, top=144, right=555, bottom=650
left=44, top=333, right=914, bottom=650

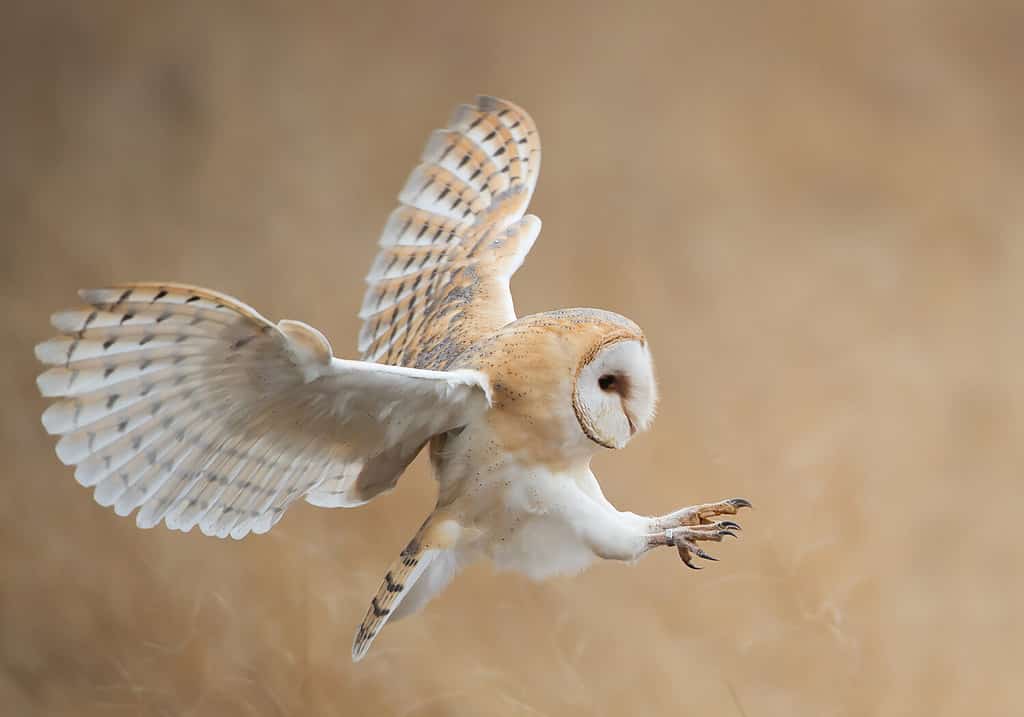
left=3, top=1, right=1022, bottom=715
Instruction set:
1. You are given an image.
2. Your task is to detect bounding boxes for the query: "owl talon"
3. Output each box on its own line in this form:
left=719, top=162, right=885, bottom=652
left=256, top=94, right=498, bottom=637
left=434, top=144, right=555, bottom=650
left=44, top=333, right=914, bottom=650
left=678, top=545, right=703, bottom=569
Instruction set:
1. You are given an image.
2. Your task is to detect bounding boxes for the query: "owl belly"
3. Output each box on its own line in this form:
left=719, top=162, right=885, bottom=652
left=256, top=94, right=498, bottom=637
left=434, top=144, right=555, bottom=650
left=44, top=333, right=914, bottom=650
left=469, top=463, right=599, bottom=580
left=487, top=512, right=598, bottom=580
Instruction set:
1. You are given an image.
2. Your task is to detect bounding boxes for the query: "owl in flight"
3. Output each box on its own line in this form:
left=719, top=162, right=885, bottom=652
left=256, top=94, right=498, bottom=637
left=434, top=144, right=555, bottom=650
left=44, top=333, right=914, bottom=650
left=35, top=96, right=751, bottom=660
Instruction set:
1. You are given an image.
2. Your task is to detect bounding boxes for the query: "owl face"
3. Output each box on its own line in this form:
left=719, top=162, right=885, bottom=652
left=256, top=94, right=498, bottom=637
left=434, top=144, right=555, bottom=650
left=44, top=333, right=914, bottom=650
left=465, top=309, right=658, bottom=463
left=573, top=337, right=657, bottom=450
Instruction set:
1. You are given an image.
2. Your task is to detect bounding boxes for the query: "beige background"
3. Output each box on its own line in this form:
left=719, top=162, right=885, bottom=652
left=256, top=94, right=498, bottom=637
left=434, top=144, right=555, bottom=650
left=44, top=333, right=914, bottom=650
left=2, top=1, right=1022, bottom=715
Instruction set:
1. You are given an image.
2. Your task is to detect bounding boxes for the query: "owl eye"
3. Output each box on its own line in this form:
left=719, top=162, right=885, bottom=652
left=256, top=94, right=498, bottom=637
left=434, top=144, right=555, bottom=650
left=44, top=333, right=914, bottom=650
left=598, top=374, right=617, bottom=392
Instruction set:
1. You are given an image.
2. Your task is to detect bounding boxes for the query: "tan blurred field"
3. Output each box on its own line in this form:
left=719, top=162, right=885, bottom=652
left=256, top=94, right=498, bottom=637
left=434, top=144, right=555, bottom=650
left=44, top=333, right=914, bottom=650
left=2, top=1, right=1022, bottom=715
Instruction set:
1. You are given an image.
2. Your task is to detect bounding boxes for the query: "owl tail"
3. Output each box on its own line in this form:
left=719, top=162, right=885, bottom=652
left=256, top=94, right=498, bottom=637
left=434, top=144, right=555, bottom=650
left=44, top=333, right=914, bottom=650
left=352, top=516, right=456, bottom=659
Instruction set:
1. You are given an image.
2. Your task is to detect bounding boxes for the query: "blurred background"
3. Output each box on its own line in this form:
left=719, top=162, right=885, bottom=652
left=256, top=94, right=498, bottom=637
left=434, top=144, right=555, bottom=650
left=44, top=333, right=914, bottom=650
left=2, top=1, right=1022, bottom=715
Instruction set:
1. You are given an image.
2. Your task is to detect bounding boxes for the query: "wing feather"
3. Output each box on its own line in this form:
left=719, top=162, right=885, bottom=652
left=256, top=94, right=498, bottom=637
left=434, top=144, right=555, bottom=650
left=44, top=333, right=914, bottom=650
left=36, top=283, right=490, bottom=538
left=360, top=95, right=542, bottom=369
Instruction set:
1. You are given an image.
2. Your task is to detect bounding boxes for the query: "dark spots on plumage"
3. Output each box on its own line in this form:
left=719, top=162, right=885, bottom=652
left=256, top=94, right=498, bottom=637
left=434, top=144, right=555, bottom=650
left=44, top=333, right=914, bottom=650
left=482, top=130, right=496, bottom=142
left=371, top=598, right=390, bottom=617
left=120, top=312, right=135, bottom=325
left=356, top=624, right=375, bottom=643
left=106, top=394, right=120, bottom=410
left=140, top=359, right=152, bottom=370
left=152, top=289, right=168, bottom=302
left=437, top=185, right=451, bottom=202
left=436, top=141, right=453, bottom=162
left=402, top=254, right=417, bottom=273
left=114, top=289, right=132, bottom=306
left=175, top=335, right=188, bottom=344
left=467, top=115, right=484, bottom=131
left=417, top=176, right=435, bottom=197
left=384, top=572, right=403, bottom=592
left=131, top=436, right=142, bottom=451
left=140, top=382, right=154, bottom=397
left=83, top=310, right=98, bottom=329
left=185, top=295, right=200, bottom=304
left=398, top=217, right=412, bottom=239
left=231, top=335, right=255, bottom=350
left=457, top=153, right=470, bottom=170
left=146, top=450, right=157, bottom=466
left=103, top=366, right=116, bottom=379
left=468, top=167, right=482, bottom=182
left=139, top=334, right=155, bottom=346
left=117, top=419, right=128, bottom=433
left=189, top=314, right=204, bottom=326
left=415, top=223, right=428, bottom=241
left=494, top=146, right=507, bottom=157
left=149, top=400, right=163, bottom=416
left=102, top=337, right=117, bottom=350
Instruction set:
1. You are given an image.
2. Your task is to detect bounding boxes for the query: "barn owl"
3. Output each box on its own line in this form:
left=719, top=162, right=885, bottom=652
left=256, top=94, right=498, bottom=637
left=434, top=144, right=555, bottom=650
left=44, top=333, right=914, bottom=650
left=35, top=96, right=751, bottom=661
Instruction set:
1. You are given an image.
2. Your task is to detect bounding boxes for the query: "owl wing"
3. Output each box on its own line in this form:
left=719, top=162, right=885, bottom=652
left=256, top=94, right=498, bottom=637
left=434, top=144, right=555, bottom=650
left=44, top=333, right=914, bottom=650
left=35, top=283, right=490, bottom=539
left=359, top=95, right=542, bottom=369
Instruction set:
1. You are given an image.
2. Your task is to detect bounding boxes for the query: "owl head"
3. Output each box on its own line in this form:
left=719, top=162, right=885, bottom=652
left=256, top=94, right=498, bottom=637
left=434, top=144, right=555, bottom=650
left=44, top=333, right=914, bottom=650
left=465, top=308, right=658, bottom=460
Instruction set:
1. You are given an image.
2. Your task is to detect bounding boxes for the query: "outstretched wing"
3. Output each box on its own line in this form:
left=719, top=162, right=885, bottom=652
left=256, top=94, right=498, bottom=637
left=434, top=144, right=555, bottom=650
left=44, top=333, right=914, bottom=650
left=36, top=283, right=490, bottom=539
left=359, top=95, right=542, bottom=369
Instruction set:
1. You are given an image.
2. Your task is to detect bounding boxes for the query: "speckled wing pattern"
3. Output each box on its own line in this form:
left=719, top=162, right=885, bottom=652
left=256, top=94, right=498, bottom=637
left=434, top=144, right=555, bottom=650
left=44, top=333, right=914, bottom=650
left=35, top=284, right=489, bottom=538
left=359, top=95, right=542, bottom=370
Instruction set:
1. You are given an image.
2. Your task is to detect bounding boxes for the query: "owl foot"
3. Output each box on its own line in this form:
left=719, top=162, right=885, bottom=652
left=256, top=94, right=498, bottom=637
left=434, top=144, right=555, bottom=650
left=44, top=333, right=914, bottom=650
left=651, top=498, right=751, bottom=569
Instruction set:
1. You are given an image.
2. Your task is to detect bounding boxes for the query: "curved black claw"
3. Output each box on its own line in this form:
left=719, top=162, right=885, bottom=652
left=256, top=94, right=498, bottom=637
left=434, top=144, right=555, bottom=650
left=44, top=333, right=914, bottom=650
left=717, top=520, right=742, bottom=531
left=678, top=545, right=703, bottom=569
left=728, top=498, right=753, bottom=510
left=693, top=546, right=718, bottom=561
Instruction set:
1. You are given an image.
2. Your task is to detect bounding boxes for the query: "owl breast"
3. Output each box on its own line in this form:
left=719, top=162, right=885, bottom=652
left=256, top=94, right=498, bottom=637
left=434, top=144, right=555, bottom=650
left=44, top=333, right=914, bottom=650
left=432, top=424, right=602, bottom=580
